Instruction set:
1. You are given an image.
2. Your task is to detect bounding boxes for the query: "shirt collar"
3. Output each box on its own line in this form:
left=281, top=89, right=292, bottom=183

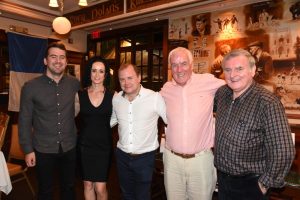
left=121, top=84, right=143, bottom=99
left=43, top=74, right=65, bottom=85
left=232, top=81, right=256, bottom=102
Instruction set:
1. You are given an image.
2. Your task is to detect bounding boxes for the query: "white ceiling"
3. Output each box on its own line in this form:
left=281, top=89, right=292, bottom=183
left=0, top=0, right=265, bottom=33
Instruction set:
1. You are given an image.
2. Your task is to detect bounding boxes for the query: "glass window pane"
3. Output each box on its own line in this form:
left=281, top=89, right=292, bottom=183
left=135, top=34, right=149, bottom=46
left=137, top=66, right=142, bottom=75
left=153, top=54, right=159, bottom=65
left=120, top=37, right=132, bottom=47
left=120, top=52, right=125, bottom=64
left=142, top=66, right=148, bottom=82
left=136, top=51, right=141, bottom=66
left=126, top=52, right=131, bottom=63
left=153, top=66, right=159, bottom=82
left=153, top=49, right=160, bottom=56
left=153, top=49, right=162, bottom=65
left=160, top=65, right=163, bottom=80
left=96, top=42, right=101, bottom=56
left=101, top=39, right=116, bottom=59
left=142, top=50, right=148, bottom=66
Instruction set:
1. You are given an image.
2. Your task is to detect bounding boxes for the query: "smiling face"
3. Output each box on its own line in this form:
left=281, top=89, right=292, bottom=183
left=223, top=55, right=256, bottom=99
left=44, top=47, right=67, bottom=79
left=118, top=64, right=141, bottom=99
left=90, top=61, right=106, bottom=86
left=170, top=49, right=193, bottom=86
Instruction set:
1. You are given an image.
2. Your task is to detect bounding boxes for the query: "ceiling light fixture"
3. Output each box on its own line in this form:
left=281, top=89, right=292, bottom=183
left=50, top=0, right=71, bottom=35
left=49, top=0, right=59, bottom=7
left=49, top=0, right=88, bottom=8
left=78, top=0, right=88, bottom=7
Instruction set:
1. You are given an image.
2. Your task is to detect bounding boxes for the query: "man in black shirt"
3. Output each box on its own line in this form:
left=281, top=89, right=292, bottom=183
left=19, top=42, right=80, bottom=200
left=214, top=49, right=295, bottom=200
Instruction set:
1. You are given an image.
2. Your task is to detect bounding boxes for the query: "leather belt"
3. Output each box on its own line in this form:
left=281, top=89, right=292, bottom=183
left=170, top=150, right=195, bottom=159
left=128, top=151, right=151, bottom=157
left=128, top=153, right=140, bottom=157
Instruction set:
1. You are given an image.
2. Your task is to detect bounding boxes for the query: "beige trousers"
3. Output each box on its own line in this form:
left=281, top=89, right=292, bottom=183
left=163, top=148, right=217, bottom=200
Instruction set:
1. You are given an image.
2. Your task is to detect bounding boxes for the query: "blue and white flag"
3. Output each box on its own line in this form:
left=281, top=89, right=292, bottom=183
left=7, top=32, right=47, bottom=111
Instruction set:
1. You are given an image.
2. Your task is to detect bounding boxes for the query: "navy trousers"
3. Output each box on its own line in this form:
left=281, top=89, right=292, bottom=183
left=217, top=170, right=270, bottom=200
left=115, top=148, right=156, bottom=200
left=35, top=147, right=76, bottom=200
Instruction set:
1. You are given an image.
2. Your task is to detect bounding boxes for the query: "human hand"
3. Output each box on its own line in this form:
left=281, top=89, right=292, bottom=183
left=25, top=152, right=36, bottom=167
left=258, top=181, right=268, bottom=195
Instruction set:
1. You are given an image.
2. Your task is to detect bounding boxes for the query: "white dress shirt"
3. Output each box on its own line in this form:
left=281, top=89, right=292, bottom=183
left=111, top=86, right=167, bottom=154
left=0, top=151, right=12, bottom=195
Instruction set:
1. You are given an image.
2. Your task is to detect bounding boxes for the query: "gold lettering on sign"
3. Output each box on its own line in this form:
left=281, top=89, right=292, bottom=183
left=129, top=0, right=153, bottom=8
left=69, top=14, right=86, bottom=25
left=66, top=0, right=123, bottom=26
left=127, top=0, right=178, bottom=12
left=91, top=4, right=120, bottom=20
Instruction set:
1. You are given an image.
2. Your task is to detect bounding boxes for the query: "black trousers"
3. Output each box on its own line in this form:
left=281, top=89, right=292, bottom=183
left=115, top=148, right=156, bottom=200
left=35, top=147, right=76, bottom=200
left=217, top=170, right=270, bottom=200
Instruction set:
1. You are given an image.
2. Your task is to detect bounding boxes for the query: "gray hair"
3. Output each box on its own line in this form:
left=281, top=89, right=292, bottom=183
left=222, top=49, right=256, bottom=69
left=168, top=47, right=194, bottom=65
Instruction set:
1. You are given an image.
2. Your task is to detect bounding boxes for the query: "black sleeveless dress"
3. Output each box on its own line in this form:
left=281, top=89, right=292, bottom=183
left=78, top=89, right=113, bottom=182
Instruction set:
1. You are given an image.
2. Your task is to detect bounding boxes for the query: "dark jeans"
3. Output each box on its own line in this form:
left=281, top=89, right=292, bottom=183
left=217, top=170, right=270, bottom=200
left=35, top=147, right=76, bottom=200
left=115, top=148, right=156, bottom=200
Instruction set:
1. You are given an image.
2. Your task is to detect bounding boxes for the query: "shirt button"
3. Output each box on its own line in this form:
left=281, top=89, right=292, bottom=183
left=58, top=113, right=61, bottom=115
left=57, top=93, right=59, bottom=96
left=57, top=103, right=60, bottom=106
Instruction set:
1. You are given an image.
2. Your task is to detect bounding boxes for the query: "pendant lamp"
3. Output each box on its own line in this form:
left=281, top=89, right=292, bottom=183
left=50, top=0, right=71, bottom=34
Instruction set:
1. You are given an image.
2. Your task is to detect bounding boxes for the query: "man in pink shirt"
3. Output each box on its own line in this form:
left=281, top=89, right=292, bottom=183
left=160, top=47, right=225, bottom=200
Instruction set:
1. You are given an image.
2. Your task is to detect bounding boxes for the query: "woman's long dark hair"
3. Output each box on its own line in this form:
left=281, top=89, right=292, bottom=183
left=82, top=56, right=111, bottom=88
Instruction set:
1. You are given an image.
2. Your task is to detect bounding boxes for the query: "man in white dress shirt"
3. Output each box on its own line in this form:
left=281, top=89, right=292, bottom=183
left=110, top=63, right=167, bottom=200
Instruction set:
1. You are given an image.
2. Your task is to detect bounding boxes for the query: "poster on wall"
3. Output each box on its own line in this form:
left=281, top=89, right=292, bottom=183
left=188, top=13, right=214, bottom=73
left=169, top=0, right=300, bottom=120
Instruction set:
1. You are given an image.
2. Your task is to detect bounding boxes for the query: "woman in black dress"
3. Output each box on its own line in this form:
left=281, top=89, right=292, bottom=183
left=78, top=56, right=113, bottom=200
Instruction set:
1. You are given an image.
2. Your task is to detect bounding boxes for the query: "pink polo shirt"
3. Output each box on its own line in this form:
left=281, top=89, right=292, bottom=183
left=160, top=73, right=225, bottom=154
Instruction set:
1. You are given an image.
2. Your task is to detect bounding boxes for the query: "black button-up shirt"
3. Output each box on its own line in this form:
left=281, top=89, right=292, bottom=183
left=214, top=82, right=295, bottom=188
left=19, top=74, right=80, bottom=154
